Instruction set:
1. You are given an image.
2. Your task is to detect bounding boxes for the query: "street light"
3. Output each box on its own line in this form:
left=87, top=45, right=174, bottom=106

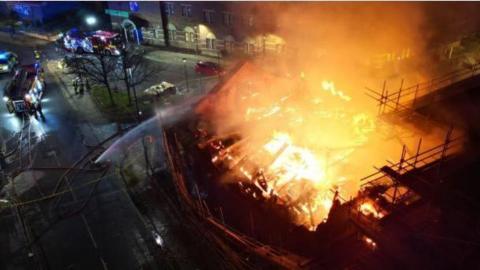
left=182, top=58, right=190, bottom=93
left=85, top=16, right=97, bottom=27
left=127, top=67, right=141, bottom=122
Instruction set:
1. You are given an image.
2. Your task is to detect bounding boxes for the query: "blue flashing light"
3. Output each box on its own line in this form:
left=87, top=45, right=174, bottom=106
left=13, top=4, right=31, bottom=17
left=129, top=1, right=139, bottom=12
left=0, top=52, right=9, bottom=60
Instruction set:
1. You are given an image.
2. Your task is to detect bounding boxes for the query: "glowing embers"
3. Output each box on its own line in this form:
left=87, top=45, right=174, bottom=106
left=362, top=235, right=377, bottom=250
left=358, top=200, right=385, bottom=219
left=263, top=132, right=324, bottom=184
left=205, top=130, right=350, bottom=230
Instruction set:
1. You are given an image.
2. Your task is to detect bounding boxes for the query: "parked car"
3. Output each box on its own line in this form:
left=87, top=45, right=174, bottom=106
left=0, top=51, right=18, bottom=74
left=144, top=81, right=177, bottom=97
left=194, top=61, right=224, bottom=76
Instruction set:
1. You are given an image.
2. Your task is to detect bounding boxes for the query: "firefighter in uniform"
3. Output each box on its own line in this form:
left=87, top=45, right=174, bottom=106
left=24, top=94, right=35, bottom=117
left=35, top=99, right=44, bottom=119
left=25, top=94, right=44, bottom=120
left=73, top=77, right=80, bottom=94
left=33, top=48, right=41, bottom=61
left=0, top=151, right=6, bottom=171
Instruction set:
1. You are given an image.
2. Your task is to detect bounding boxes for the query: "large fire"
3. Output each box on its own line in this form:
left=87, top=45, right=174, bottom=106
left=195, top=62, right=440, bottom=230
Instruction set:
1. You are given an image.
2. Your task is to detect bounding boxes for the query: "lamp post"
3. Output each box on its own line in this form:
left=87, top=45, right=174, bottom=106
left=127, top=66, right=151, bottom=175
left=182, top=58, right=190, bottom=93
left=127, top=67, right=141, bottom=122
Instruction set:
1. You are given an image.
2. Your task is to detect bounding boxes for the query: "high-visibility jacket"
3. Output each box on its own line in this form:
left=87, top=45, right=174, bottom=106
left=34, top=50, right=41, bottom=60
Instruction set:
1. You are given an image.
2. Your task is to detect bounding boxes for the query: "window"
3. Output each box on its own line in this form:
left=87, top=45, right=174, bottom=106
left=185, top=32, right=195, bottom=42
left=203, top=10, right=214, bottom=24
left=168, top=23, right=177, bottom=41
left=246, top=43, right=255, bottom=53
left=154, top=28, right=162, bottom=39
left=165, top=2, right=174, bottom=15
left=181, top=4, right=192, bottom=17
left=223, top=12, right=233, bottom=26
left=169, top=29, right=176, bottom=41
left=206, top=38, right=216, bottom=49
left=224, top=36, right=234, bottom=51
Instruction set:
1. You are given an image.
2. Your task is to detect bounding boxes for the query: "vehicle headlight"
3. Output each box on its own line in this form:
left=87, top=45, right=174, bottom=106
left=3, top=96, right=9, bottom=102
left=0, top=65, right=8, bottom=70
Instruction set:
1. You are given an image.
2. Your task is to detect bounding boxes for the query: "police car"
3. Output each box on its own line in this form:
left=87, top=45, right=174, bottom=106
left=0, top=51, right=18, bottom=74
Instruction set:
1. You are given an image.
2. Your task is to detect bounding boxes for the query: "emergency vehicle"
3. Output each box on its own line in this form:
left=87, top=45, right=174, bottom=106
left=3, top=65, right=45, bottom=114
left=0, top=51, right=18, bottom=74
left=62, top=29, right=123, bottom=56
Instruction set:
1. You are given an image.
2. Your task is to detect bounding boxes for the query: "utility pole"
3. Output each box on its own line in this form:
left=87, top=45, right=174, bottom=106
left=126, top=67, right=152, bottom=174
left=126, top=67, right=141, bottom=123
left=182, top=58, right=190, bottom=93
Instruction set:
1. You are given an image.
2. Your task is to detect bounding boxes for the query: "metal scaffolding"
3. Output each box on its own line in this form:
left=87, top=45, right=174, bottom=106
left=366, top=63, right=480, bottom=116
left=360, top=126, right=459, bottom=195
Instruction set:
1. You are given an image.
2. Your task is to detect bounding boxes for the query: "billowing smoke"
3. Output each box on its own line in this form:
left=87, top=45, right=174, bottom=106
left=238, top=2, right=480, bottom=93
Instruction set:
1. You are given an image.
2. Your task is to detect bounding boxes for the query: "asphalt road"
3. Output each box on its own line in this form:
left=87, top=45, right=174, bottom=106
left=0, top=37, right=202, bottom=270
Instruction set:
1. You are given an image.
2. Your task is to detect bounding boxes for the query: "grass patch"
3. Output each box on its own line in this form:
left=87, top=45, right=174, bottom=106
left=91, top=85, right=150, bottom=123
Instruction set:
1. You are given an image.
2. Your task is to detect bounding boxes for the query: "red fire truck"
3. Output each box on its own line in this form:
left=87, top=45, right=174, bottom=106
left=62, top=29, right=123, bottom=56
left=3, top=65, right=45, bottom=115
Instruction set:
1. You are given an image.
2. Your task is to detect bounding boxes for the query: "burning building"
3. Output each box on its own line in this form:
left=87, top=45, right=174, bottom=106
left=192, top=60, right=450, bottom=230
left=160, top=55, right=472, bottom=268
left=158, top=3, right=480, bottom=268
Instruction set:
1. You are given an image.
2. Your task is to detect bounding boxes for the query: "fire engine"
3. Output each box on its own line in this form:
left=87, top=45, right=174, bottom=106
left=62, top=28, right=123, bottom=56
left=3, top=65, right=45, bottom=114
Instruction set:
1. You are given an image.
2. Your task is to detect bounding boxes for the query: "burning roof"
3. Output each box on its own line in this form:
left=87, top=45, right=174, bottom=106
left=194, top=61, right=381, bottom=230
left=193, top=56, right=455, bottom=233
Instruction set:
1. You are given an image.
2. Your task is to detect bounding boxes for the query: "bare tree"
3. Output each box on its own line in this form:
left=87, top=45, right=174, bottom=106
left=63, top=54, right=85, bottom=79
left=116, top=48, right=156, bottom=105
left=78, top=54, right=118, bottom=106
left=159, top=2, right=170, bottom=47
